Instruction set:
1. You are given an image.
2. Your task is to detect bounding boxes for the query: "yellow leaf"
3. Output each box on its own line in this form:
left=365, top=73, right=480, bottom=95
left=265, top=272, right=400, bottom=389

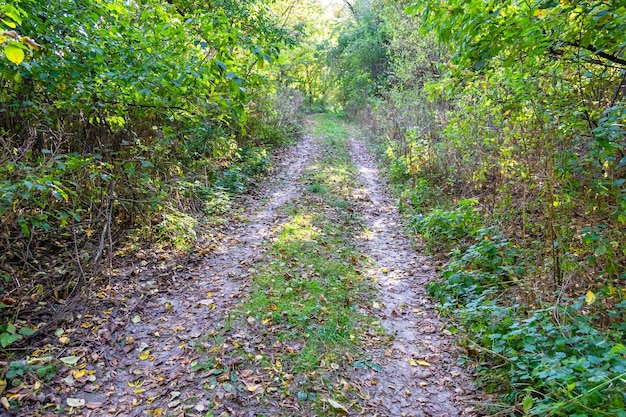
left=585, top=290, right=596, bottom=305
left=4, top=45, right=24, bottom=65
left=1, top=396, right=9, bottom=410
left=409, top=358, right=430, bottom=367
left=416, top=359, right=431, bottom=367
left=139, top=350, right=151, bottom=360
left=72, top=369, right=87, bottom=379
left=127, top=379, right=145, bottom=388
left=246, top=384, right=258, bottom=392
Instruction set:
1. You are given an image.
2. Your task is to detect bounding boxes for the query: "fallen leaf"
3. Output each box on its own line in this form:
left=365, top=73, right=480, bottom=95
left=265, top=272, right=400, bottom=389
left=585, top=290, right=596, bottom=305
left=132, top=315, right=141, bottom=324
left=72, top=369, right=87, bottom=379
left=326, top=398, right=348, bottom=414
left=86, top=401, right=103, bottom=409
left=409, top=358, right=431, bottom=367
left=66, top=398, right=86, bottom=408
left=1, top=397, right=9, bottom=410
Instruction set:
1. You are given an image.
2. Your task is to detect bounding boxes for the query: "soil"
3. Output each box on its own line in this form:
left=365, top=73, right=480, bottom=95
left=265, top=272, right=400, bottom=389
left=348, top=135, right=478, bottom=416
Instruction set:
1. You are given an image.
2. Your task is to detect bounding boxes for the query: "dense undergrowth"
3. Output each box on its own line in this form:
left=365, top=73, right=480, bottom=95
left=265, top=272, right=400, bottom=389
left=405, top=191, right=626, bottom=416
left=330, top=0, right=626, bottom=415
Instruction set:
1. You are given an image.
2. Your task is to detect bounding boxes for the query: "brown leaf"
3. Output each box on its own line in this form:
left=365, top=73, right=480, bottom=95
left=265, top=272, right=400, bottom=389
left=86, top=401, right=103, bottom=409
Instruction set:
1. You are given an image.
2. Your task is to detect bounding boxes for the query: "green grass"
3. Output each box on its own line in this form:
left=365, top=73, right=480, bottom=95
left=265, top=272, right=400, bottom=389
left=197, top=114, right=376, bottom=414
left=242, top=116, right=363, bottom=374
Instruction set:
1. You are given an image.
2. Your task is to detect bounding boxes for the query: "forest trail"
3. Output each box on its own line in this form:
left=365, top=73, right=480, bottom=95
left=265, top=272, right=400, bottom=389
left=14, top=116, right=480, bottom=417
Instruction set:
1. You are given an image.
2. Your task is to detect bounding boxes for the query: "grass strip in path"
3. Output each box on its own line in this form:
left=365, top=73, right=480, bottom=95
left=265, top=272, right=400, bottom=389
left=193, top=114, right=381, bottom=416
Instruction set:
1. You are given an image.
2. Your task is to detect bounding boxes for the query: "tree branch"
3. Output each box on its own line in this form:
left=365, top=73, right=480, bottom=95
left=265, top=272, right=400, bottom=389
left=564, top=41, right=626, bottom=67
left=343, top=0, right=357, bottom=19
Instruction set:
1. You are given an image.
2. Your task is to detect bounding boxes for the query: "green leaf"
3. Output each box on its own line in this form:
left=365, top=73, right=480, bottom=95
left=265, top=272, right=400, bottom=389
left=326, top=398, right=348, bottom=413
left=60, top=356, right=80, bottom=366
left=523, top=394, right=534, bottom=411
left=4, top=45, right=25, bottom=65
left=594, top=244, right=607, bottom=256
left=6, top=323, right=16, bottom=334
left=18, top=327, right=35, bottom=336
left=0, top=333, right=21, bottom=348
left=66, top=398, right=85, bottom=408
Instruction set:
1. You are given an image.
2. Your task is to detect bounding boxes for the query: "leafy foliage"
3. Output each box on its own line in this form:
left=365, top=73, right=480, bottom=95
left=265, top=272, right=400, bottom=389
left=331, top=0, right=626, bottom=414
left=0, top=0, right=303, bottom=353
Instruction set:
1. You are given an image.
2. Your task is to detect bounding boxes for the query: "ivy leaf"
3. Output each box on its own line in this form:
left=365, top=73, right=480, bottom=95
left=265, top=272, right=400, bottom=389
left=4, top=45, right=25, bottom=65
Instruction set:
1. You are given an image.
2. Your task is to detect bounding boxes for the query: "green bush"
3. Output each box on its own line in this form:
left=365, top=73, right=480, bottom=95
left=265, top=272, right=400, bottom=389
left=412, top=199, right=481, bottom=252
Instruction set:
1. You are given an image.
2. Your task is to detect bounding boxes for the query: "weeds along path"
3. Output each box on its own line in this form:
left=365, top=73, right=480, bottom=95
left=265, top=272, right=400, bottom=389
left=15, top=130, right=318, bottom=416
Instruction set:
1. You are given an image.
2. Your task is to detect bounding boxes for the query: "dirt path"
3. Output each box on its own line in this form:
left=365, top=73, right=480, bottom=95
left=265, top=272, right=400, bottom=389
left=348, top=136, right=477, bottom=416
left=11, top=117, right=481, bottom=417
left=12, top=133, right=318, bottom=417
